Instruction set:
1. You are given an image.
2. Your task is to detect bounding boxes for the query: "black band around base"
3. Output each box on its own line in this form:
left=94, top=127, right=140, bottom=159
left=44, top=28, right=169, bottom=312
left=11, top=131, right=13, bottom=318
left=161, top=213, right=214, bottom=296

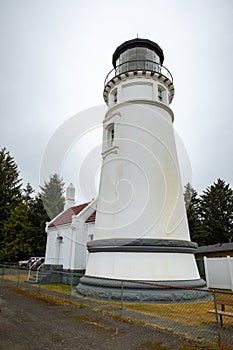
left=87, top=238, right=197, bottom=254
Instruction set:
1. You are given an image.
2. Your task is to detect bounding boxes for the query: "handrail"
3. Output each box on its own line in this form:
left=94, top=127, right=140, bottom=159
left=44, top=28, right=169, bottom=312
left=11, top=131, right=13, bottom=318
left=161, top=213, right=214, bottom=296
left=27, top=260, right=45, bottom=282
left=104, top=59, right=173, bottom=87
left=35, top=263, right=44, bottom=283
left=27, top=264, right=32, bottom=281
left=44, top=257, right=64, bottom=264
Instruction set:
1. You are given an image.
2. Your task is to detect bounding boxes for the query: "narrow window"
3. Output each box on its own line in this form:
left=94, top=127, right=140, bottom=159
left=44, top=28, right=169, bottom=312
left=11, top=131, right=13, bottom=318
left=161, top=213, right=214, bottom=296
left=158, top=86, right=163, bottom=102
left=111, top=89, right=117, bottom=103
left=107, top=124, right=115, bottom=147
left=110, top=125, right=114, bottom=146
left=113, top=89, right=117, bottom=103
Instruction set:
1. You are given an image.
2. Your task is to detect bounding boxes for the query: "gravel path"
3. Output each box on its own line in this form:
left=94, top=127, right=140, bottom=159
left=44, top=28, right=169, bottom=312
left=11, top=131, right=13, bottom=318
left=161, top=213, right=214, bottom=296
left=0, top=285, right=210, bottom=350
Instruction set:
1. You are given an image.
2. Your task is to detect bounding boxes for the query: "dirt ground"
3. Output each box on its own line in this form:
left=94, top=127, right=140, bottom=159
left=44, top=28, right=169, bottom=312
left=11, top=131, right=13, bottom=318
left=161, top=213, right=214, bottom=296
left=0, top=285, right=210, bottom=350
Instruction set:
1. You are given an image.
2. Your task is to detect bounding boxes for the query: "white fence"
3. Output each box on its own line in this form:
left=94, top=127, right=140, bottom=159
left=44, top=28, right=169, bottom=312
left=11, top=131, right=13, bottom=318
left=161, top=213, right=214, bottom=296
left=204, top=256, right=233, bottom=290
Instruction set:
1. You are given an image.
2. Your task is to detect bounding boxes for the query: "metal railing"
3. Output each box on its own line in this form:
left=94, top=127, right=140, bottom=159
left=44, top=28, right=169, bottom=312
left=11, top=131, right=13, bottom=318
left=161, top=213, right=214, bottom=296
left=27, top=259, right=45, bottom=281
left=104, top=60, right=173, bottom=87
left=35, top=263, right=44, bottom=283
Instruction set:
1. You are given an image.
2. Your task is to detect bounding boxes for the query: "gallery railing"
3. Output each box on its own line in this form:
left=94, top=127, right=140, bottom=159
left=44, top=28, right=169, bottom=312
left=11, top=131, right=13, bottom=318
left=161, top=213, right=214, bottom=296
left=104, top=60, right=173, bottom=86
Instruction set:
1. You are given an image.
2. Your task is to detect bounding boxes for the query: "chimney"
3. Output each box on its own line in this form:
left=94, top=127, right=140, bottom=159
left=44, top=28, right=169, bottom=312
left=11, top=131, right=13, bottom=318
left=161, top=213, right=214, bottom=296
left=64, top=183, right=75, bottom=210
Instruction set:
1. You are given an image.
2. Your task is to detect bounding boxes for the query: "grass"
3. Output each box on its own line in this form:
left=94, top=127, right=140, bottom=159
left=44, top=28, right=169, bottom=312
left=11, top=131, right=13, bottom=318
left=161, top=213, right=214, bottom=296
left=3, top=285, right=76, bottom=306
left=3, top=271, right=233, bottom=329
left=93, top=297, right=233, bottom=329
left=39, top=283, right=76, bottom=294
left=2, top=271, right=75, bottom=294
left=122, top=300, right=216, bottom=327
left=2, top=269, right=29, bottom=283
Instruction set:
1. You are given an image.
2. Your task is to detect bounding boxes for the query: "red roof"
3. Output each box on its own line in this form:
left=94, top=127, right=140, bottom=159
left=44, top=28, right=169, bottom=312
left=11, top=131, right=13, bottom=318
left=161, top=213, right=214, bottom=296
left=86, top=211, right=96, bottom=223
left=48, top=203, right=89, bottom=228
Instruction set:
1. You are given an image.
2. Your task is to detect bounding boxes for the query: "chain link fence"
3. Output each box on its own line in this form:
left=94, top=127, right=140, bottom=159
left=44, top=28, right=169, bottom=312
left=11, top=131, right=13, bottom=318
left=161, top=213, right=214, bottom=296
left=1, top=263, right=233, bottom=349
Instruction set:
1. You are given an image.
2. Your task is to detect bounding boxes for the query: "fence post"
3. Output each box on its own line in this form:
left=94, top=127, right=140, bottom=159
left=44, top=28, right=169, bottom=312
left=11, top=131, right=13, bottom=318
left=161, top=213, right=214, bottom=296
left=69, top=274, right=73, bottom=301
left=120, top=281, right=124, bottom=316
left=38, top=269, right=41, bottom=293
left=213, top=291, right=221, bottom=345
left=17, top=266, right=20, bottom=287
left=3, top=263, right=6, bottom=281
left=227, top=256, right=233, bottom=291
left=1, top=263, right=5, bottom=281
left=50, top=266, right=52, bottom=284
left=203, top=256, right=209, bottom=288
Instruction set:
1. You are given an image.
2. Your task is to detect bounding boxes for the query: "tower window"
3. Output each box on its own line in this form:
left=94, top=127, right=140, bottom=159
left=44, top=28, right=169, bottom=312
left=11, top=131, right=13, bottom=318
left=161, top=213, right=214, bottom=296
left=113, top=89, right=117, bottom=103
left=158, top=86, right=166, bottom=102
left=111, top=127, right=114, bottom=144
left=110, top=126, right=114, bottom=146
left=158, top=87, right=163, bottom=101
left=107, top=124, right=115, bottom=147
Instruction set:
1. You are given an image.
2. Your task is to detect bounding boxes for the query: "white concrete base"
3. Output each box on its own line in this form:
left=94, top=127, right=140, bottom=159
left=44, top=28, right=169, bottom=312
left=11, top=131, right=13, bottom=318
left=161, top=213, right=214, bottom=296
left=85, top=251, right=200, bottom=281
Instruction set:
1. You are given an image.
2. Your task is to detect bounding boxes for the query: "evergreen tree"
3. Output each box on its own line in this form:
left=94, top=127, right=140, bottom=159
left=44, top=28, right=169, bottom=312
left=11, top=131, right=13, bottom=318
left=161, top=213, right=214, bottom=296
left=199, top=179, right=233, bottom=244
left=0, top=148, right=22, bottom=247
left=40, top=174, right=65, bottom=219
left=22, top=184, right=49, bottom=258
left=2, top=202, right=34, bottom=261
left=29, top=194, right=49, bottom=257
left=23, top=183, right=35, bottom=205
left=184, top=183, right=196, bottom=210
left=184, top=183, right=205, bottom=245
left=1, top=186, right=50, bottom=262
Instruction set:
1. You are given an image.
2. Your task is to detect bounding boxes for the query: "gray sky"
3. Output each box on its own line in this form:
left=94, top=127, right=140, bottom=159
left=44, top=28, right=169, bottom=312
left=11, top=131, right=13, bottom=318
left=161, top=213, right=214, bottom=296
left=0, top=0, right=232, bottom=200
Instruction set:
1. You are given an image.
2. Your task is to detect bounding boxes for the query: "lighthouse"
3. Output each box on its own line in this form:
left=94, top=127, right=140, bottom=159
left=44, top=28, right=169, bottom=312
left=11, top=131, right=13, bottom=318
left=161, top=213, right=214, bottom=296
left=77, top=38, right=206, bottom=301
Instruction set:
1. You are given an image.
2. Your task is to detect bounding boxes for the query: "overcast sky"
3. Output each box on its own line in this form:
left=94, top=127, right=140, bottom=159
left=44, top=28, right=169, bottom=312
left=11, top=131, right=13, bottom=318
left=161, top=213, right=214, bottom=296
left=0, top=0, right=232, bottom=202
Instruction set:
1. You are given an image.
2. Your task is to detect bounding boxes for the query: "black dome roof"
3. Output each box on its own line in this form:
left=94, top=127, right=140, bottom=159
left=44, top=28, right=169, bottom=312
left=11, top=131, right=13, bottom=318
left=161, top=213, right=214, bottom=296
left=112, top=38, right=164, bottom=68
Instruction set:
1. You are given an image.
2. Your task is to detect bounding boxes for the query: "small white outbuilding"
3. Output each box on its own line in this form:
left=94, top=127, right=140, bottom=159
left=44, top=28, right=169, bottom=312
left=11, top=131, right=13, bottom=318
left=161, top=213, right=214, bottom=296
left=44, top=184, right=96, bottom=272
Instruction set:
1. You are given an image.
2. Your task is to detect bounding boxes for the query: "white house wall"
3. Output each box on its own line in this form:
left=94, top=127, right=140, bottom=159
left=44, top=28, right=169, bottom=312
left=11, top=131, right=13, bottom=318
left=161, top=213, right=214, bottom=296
left=84, top=222, right=95, bottom=265
left=45, top=225, right=72, bottom=268
left=45, top=200, right=97, bottom=271
left=71, top=203, right=96, bottom=270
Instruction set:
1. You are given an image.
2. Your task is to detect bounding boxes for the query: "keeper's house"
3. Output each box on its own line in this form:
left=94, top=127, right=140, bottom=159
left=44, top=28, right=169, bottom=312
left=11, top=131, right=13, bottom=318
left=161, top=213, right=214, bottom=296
left=44, top=195, right=96, bottom=275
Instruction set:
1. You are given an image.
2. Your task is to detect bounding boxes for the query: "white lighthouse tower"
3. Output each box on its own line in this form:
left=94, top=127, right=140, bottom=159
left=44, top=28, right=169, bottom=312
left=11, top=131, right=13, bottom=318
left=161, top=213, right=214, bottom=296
left=77, top=38, right=206, bottom=301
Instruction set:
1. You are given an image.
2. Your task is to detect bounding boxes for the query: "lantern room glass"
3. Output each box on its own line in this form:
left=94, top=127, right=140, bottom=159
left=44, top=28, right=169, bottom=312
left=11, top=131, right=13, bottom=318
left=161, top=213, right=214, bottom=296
left=115, top=47, right=161, bottom=75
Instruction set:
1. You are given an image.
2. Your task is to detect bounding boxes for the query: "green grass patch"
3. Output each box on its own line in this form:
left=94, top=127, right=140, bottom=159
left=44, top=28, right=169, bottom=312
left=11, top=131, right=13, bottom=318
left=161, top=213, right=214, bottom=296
left=3, top=273, right=233, bottom=331
left=2, top=271, right=28, bottom=283
left=122, top=300, right=233, bottom=328
left=39, top=283, right=75, bottom=295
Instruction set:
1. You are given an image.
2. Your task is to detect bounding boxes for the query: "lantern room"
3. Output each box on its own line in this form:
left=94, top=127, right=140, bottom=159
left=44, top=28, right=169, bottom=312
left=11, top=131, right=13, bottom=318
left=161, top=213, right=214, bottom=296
left=112, top=38, right=164, bottom=75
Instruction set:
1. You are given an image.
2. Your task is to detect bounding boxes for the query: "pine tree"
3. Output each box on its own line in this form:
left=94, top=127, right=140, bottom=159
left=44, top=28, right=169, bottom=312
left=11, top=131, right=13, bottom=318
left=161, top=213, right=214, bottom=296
left=1, top=186, right=50, bottom=262
left=29, top=194, right=49, bottom=257
left=22, top=184, right=49, bottom=258
left=2, top=202, right=34, bottom=261
left=23, top=183, right=35, bottom=205
left=40, top=174, right=65, bottom=219
left=184, top=183, right=205, bottom=245
left=199, top=179, right=233, bottom=244
left=184, top=183, right=196, bottom=210
left=0, top=148, right=22, bottom=249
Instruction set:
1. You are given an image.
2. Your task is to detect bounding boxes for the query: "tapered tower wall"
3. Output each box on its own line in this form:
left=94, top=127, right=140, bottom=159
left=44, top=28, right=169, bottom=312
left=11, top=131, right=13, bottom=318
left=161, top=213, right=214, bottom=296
left=77, top=39, right=207, bottom=301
